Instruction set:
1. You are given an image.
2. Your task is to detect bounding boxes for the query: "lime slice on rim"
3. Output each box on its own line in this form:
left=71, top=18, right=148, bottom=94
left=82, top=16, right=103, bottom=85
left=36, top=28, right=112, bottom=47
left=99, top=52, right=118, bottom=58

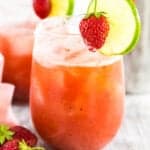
left=88, top=0, right=141, bottom=55
left=49, top=0, right=74, bottom=16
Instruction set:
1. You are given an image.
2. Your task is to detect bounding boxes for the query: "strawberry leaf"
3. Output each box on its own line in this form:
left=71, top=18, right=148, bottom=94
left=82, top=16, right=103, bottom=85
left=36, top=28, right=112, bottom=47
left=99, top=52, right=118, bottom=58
left=0, top=125, right=14, bottom=145
left=19, top=140, right=45, bottom=150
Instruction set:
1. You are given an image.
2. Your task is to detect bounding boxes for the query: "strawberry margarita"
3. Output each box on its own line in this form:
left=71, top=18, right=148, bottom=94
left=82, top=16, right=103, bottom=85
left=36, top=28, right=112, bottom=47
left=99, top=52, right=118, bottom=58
left=0, top=22, right=36, bottom=102
left=30, top=17, right=125, bottom=150
left=0, top=0, right=39, bottom=102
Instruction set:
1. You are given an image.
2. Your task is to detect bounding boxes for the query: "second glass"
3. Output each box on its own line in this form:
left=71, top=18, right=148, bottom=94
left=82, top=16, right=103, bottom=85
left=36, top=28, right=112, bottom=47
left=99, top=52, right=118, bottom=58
left=0, top=0, right=39, bottom=102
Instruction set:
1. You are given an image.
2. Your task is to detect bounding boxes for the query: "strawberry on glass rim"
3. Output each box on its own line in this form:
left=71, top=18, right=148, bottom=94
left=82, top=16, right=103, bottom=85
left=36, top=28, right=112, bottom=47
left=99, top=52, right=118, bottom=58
left=33, top=0, right=51, bottom=19
left=33, top=0, right=74, bottom=19
left=80, top=1, right=110, bottom=52
left=79, top=0, right=141, bottom=55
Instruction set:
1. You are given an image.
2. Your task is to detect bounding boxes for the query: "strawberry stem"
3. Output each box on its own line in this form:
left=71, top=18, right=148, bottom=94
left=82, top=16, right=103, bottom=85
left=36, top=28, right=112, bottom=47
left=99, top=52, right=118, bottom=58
left=0, top=125, right=14, bottom=145
left=94, top=0, right=97, bottom=14
left=86, top=0, right=93, bottom=14
left=86, top=0, right=98, bottom=18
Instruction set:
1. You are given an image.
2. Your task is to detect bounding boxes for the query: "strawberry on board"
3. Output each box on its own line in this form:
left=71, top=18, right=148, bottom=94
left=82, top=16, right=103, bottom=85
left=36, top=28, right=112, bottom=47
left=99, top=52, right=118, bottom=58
left=0, top=125, right=44, bottom=150
left=2, top=139, right=44, bottom=150
left=10, top=126, right=37, bottom=147
left=2, top=139, right=19, bottom=150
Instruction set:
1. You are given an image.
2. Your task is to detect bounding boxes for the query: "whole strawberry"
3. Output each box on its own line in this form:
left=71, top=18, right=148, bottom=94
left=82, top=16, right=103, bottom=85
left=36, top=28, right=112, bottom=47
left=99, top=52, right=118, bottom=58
left=0, top=125, right=44, bottom=150
left=79, top=0, right=110, bottom=52
left=80, top=13, right=109, bottom=51
left=2, top=139, right=44, bottom=150
left=10, top=126, right=37, bottom=147
left=33, top=0, right=51, bottom=19
left=2, top=139, right=19, bottom=150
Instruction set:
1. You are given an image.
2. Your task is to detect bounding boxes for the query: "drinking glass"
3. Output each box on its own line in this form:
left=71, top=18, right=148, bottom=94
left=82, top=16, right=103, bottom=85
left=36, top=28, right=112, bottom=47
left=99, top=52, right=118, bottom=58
left=30, top=16, right=125, bottom=150
left=0, top=0, right=39, bottom=102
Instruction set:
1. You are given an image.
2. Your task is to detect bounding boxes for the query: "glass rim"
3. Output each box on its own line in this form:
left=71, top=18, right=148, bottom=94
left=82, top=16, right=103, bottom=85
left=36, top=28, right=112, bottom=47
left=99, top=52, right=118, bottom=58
left=0, top=20, right=38, bottom=36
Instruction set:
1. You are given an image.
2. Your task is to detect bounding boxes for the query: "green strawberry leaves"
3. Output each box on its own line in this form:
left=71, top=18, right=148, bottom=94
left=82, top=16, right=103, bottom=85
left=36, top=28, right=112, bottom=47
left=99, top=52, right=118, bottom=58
left=19, top=140, right=45, bottom=150
left=0, top=125, right=14, bottom=145
left=0, top=125, right=45, bottom=149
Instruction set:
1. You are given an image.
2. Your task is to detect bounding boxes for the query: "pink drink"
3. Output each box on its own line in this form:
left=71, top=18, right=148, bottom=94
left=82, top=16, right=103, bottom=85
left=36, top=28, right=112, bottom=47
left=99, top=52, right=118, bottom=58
left=0, top=0, right=39, bottom=102
left=30, top=17, right=125, bottom=150
left=0, top=23, right=35, bottom=102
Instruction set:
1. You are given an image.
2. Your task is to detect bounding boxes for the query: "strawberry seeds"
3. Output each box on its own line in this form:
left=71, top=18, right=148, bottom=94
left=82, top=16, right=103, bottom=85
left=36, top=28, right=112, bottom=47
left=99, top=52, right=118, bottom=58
left=79, top=0, right=110, bottom=52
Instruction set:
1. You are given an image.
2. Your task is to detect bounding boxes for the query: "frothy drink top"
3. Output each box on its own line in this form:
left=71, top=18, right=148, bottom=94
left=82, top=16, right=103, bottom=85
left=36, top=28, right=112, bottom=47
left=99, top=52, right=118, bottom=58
left=33, top=17, right=121, bottom=67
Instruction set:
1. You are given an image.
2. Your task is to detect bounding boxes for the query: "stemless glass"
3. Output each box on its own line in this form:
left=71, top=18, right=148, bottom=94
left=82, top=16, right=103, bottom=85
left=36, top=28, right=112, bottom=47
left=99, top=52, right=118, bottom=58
left=30, top=16, right=125, bottom=150
left=0, top=0, right=39, bottom=102
left=0, top=23, right=35, bottom=102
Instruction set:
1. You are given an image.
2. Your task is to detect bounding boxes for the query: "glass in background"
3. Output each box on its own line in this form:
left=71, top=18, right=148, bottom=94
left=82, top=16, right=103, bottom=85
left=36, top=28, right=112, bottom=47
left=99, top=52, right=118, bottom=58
left=0, top=0, right=39, bottom=102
